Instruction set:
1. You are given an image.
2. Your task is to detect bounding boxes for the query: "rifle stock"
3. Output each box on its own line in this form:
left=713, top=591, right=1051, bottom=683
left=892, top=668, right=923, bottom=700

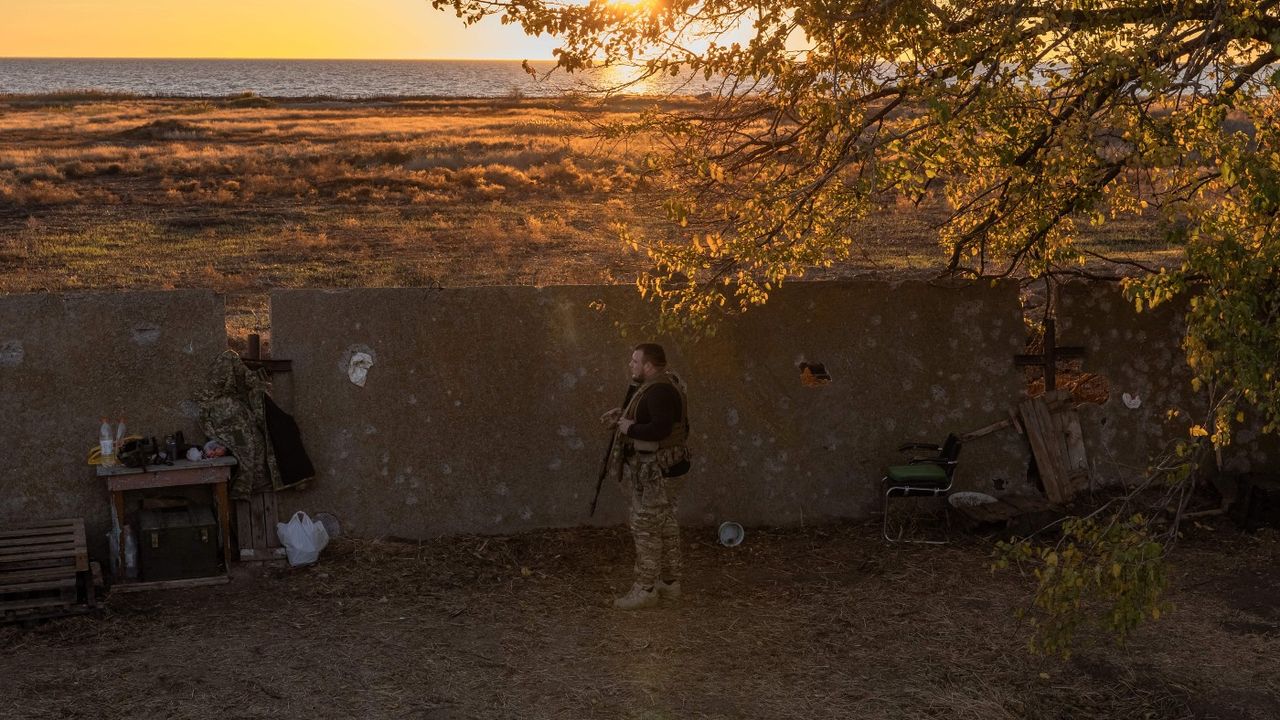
left=590, top=382, right=639, bottom=517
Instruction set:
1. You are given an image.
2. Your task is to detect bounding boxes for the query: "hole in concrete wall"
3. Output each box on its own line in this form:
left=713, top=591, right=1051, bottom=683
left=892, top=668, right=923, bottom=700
left=1021, top=327, right=1110, bottom=405
left=799, top=362, right=831, bottom=387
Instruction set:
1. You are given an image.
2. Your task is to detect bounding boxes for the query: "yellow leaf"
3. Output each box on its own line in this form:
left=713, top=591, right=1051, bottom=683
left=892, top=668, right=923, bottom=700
left=1189, top=425, right=1209, bottom=437
left=1111, top=562, right=1122, bottom=578
left=1152, top=607, right=1161, bottom=620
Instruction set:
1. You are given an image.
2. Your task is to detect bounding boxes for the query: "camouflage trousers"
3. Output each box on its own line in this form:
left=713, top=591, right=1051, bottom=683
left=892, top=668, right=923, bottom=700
left=622, top=456, right=681, bottom=588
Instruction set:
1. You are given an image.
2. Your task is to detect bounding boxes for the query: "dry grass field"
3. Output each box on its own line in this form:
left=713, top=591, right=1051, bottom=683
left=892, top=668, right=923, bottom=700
left=0, top=93, right=1182, bottom=345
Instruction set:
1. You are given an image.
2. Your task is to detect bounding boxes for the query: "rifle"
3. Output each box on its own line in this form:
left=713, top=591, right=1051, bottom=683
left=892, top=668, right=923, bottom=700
left=590, top=382, right=639, bottom=517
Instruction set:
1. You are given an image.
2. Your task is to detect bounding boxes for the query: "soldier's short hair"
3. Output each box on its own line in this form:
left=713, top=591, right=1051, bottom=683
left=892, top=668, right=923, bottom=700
left=633, top=342, right=667, bottom=367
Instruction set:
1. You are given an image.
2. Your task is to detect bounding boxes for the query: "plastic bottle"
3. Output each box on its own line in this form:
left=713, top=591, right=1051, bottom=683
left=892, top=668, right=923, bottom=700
left=99, top=417, right=116, bottom=466
left=123, top=525, right=138, bottom=580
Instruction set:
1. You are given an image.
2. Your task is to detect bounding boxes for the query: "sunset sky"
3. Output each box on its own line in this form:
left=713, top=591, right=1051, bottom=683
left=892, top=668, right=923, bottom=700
left=0, top=0, right=560, bottom=60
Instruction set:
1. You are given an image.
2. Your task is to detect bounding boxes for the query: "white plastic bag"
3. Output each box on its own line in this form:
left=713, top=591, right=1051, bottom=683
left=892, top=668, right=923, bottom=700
left=276, top=511, right=330, bottom=567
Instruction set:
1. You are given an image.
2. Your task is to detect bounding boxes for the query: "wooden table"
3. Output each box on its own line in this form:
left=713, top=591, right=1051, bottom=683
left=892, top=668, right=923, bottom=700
left=97, top=457, right=237, bottom=591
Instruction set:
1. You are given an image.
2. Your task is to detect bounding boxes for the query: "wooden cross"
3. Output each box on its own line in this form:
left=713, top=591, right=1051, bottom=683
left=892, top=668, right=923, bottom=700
left=240, top=333, right=292, bottom=374
left=1014, top=318, right=1085, bottom=392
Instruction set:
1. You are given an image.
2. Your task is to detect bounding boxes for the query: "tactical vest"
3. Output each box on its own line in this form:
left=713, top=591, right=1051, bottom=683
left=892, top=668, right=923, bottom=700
left=621, top=371, right=691, bottom=474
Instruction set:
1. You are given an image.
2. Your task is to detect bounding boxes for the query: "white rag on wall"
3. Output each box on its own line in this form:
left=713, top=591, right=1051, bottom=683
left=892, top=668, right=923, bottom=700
left=348, top=352, right=374, bottom=387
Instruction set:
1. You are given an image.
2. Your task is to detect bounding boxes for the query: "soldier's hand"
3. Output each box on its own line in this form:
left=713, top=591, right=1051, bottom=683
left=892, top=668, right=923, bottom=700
left=617, top=418, right=634, bottom=434
left=600, top=407, right=622, bottom=428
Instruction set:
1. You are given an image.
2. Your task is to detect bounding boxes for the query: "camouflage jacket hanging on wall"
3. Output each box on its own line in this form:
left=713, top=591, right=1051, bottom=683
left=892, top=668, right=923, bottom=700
left=196, top=350, right=282, bottom=498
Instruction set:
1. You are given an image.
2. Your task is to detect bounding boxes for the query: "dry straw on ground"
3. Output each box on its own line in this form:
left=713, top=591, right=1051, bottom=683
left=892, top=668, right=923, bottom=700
left=2, top=520, right=1276, bottom=719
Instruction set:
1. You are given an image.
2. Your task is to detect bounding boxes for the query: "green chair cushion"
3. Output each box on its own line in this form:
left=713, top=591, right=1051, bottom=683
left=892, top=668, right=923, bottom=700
left=886, top=463, right=948, bottom=487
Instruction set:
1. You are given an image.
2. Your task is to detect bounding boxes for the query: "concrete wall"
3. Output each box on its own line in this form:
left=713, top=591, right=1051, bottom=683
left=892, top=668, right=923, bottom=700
left=271, top=282, right=1031, bottom=538
left=8, top=281, right=1269, bottom=552
left=0, top=291, right=226, bottom=556
left=1060, top=284, right=1276, bottom=485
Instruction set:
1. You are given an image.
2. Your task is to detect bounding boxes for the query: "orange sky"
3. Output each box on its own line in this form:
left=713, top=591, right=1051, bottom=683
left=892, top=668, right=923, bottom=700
left=0, top=0, right=560, bottom=59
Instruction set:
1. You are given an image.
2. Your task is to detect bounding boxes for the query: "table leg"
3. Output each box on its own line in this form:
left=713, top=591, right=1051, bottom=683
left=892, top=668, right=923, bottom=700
left=215, top=480, right=233, bottom=571
left=111, top=490, right=127, bottom=581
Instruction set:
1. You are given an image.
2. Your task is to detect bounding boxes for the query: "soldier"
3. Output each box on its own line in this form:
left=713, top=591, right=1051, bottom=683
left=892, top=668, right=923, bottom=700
left=600, top=343, right=691, bottom=610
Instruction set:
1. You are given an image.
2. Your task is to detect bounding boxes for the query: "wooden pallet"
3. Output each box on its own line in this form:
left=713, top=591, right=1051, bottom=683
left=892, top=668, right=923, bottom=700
left=235, top=491, right=285, bottom=562
left=1, top=518, right=98, bottom=623
left=1018, top=391, right=1090, bottom=505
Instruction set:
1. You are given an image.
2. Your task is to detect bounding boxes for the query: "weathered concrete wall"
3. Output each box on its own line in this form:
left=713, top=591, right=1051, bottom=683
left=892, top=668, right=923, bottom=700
left=0, top=291, right=226, bottom=556
left=1060, top=284, right=1276, bottom=485
left=11, top=282, right=1270, bottom=551
left=271, top=282, right=1031, bottom=538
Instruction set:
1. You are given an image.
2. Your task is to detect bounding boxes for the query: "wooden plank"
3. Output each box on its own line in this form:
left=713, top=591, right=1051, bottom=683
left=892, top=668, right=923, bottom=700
left=0, top=527, right=77, bottom=541
left=0, top=595, right=72, bottom=612
left=96, top=456, right=237, bottom=477
left=1, top=567, right=81, bottom=584
left=1035, top=398, right=1073, bottom=502
left=1061, top=408, right=1089, bottom=483
left=71, top=520, right=88, bottom=572
left=0, top=578, right=77, bottom=594
left=105, top=465, right=233, bottom=492
left=0, top=530, right=75, bottom=545
left=0, top=539, right=79, bottom=555
left=1020, top=397, right=1073, bottom=505
left=0, top=515, right=81, bottom=532
left=961, top=418, right=1012, bottom=442
left=263, top=492, right=281, bottom=549
left=0, top=549, right=86, bottom=564
left=0, top=557, right=77, bottom=573
left=0, top=532, right=77, bottom=548
left=250, top=493, right=269, bottom=553
left=235, top=498, right=253, bottom=557
left=215, top=481, right=232, bottom=569
left=1007, top=407, right=1024, bottom=435
left=110, top=575, right=229, bottom=593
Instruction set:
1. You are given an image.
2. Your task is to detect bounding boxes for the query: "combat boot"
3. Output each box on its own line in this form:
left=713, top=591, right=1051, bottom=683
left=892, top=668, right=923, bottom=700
left=656, top=579, right=682, bottom=602
left=613, top=583, right=659, bottom=610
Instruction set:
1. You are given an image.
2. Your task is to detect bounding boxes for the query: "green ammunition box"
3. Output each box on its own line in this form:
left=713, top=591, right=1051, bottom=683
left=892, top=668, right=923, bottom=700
left=137, top=506, right=221, bottom=581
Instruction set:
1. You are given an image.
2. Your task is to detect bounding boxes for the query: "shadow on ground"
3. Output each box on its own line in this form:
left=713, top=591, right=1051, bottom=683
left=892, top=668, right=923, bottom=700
left=2, top=521, right=1276, bottom=719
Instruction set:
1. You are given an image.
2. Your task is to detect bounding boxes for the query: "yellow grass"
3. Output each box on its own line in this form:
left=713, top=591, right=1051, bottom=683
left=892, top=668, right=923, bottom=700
left=0, top=95, right=1177, bottom=341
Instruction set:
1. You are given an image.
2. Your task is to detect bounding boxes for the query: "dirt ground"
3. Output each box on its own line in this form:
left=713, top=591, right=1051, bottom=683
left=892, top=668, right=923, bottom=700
left=2, top=519, right=1276, bottom=720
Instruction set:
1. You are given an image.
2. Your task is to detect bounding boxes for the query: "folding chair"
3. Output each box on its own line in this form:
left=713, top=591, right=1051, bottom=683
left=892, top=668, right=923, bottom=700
left=882, top=433, right=962, bottom=544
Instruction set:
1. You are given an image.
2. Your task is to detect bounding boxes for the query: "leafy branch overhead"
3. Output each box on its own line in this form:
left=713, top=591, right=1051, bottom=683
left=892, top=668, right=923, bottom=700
left=433, top=0, right=1280, bottom=427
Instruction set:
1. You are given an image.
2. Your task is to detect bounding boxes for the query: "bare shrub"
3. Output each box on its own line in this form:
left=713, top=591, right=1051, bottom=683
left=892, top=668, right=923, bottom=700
left=483, top=164, right=535, bottom=191
left=533, top=158, right=600, bottom=192
left=117, top=119, right=208, bottom=142
left=61, top=161, right=98, bottom=179
left=7, top=180, right=80, bottom=206
left=223, top=93, right=276, bottom=109
left=467, top=215, right=509, bottom=246
left=17, top=164, right=62, bottom=182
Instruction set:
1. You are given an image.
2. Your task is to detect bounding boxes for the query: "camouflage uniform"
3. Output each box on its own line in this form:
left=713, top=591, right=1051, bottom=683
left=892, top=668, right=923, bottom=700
left=607, top=371, right=690, bottom=588
left=196, top=350, right=282, bottom=498
left=622, top=456, right=682, bottom=587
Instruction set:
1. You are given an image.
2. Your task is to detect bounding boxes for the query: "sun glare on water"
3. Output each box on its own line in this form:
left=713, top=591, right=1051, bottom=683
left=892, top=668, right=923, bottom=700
left=605, top=0, right=657, bottom=10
